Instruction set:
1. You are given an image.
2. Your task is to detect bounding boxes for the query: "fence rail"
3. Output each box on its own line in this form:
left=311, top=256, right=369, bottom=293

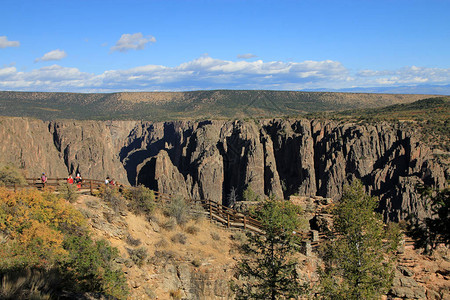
left=190, top=198, right=264, bottom=234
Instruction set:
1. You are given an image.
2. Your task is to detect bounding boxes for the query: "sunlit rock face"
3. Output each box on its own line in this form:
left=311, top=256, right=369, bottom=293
left=0, top=117, right=446, bottom=221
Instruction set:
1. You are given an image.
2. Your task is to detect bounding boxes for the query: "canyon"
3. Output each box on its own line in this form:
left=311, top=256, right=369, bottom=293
left=0, top=116, right=446, bottom=221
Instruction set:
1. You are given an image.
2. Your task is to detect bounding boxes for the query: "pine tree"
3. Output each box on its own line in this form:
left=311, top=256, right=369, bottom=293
left=407, top=186, right=449, bottom=253
left=319, top=180, right=400, bottom=300
left=233, top=199, right=307, bottom=299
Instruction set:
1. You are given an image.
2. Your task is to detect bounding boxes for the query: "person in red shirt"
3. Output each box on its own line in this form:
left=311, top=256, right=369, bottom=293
left=67, top=174, right=74, bottom=184
left=75, top=173, right=82, bottom=190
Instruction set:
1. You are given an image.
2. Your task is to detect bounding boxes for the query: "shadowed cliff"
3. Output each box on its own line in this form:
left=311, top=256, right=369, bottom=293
left=0, top=116, right=446, bottom=221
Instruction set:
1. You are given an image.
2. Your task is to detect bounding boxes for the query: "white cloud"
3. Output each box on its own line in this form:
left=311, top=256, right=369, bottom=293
left=0, top=36, right=20, bottom=48
left=0, top=57, right=449, bottom=92
left=356, top=65, right=450, bottom=86
left=35, top=49, right=67, bottom=62
left=237, top=53, right=257, bottom=59
left=110, top=33, right=156, bottom=53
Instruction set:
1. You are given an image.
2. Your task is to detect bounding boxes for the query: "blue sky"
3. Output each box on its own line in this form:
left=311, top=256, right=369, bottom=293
left=1, top=0, right=449, bottom=93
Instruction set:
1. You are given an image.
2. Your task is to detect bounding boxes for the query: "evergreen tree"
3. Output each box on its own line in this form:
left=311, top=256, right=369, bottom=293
left=407, top=186, right=449, bottom=253
left=233, top=199, right=307, bottom=300
left=319, top=180, right=400, bottom=300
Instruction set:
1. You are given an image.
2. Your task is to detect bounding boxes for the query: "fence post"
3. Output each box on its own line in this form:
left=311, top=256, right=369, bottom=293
left=14, top=183, right=17, bottom=192
left=227, top=214, right=230, bottom=228
left=90, top=180, right=93, bottom=194
left=209, top=201, right=212, bottom=220
left=243, top=216, right=246, bottom=230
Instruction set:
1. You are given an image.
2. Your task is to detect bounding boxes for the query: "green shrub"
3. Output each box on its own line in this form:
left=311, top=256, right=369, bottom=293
left=0, top=188, right=128, bottom=299
left=127, top=247, right=148, bottom=267
left=243, top=187, right=261, bottom=202
left=0, top=164, right=27, bottom=186
left=164, top=195, right=188, bottom=225
left=161, top=218, right=177, bottom=231
left=58, top=182, right=79, bottom=203
left=99, top=185, right=126, bottom=213
left=61, top=236, right=129, bottom=299
left=231, top=231, right=247, bottom=243
left=125, top=185, right=155, bottom=217
left=125, top=234, right=141, bottom=247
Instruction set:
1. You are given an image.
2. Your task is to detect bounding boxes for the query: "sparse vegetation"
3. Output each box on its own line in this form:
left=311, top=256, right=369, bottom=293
left=124, top=185, right=155, bottom=217
left=125, top=234, right=142, bottom=247
left=58, top=182, right=79, bottom=203
left=0, top=90, right=436, bottom=121
left=164, top=195, right=189, bottom=225
left=210, top=232, right=221, bottom=241
left=242, top=186, right=261, bottom=202
left=127, top=247, right=149, bottom=267
left=185, top=225, right=200, bottom=235
left=98, top=185, right=126, bottom=213
left=161, top=218, right=177, bottom=231
left=171, top=233, right=187, bottom=244
left=154, top=238, right=169, bottom=248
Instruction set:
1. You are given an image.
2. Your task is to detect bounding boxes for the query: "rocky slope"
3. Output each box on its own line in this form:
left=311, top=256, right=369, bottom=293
left=76, top=193, right=450, bottom=299
left=0, top=117, right=447, bottom=221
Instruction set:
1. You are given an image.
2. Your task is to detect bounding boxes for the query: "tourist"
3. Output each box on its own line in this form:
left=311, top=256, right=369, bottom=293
left=41, top=172, right=47, bottom=188
left=75, top=173, right=82, bottom=190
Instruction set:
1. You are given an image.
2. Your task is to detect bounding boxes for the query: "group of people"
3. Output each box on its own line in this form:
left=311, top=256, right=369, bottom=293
left=67, top=173, right=83, bottom=189
left=39, top=172, right=82, bottom=189
left=40, top=172, right=117, bottom=190
left=104, top=176, right=116, bottom=186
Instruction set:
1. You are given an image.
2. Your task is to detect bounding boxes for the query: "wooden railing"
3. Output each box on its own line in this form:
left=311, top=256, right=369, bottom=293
left=190, top=198, right=264, bottom=234
left=4, top=177, right=173, bottom=202
left=4, top=179, right=423, bottom=252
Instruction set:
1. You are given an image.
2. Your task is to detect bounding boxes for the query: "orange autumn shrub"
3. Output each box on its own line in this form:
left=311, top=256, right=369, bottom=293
left=0, top=187, right=129, bottom=299
left=0, top=188, right=86, bottom=269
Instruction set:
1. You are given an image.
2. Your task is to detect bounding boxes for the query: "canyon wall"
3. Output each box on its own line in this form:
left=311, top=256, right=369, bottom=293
left=0, top=117, right=446, bottom=221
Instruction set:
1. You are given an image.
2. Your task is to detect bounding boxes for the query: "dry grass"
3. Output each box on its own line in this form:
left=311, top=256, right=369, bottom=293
left=73, top=195, right=236, bottom=299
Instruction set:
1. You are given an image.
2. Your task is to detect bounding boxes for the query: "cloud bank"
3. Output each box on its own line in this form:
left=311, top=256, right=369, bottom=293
left=35, top=49, right=67, bottom=62
left=110, top=33, right=156, bottom=53
left=0, top=56, right=449, bottom=93
left=0, top=36, right=20, bottom=48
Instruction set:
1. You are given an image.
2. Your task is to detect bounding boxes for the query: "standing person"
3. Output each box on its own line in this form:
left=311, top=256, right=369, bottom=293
left=75, top=173, right=82, bottom=190
left=67, top=174, right=74, bottom=184
left=41, top=173, right=47, bottom=188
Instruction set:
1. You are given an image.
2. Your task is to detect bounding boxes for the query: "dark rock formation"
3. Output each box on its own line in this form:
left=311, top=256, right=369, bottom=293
left=0, top=117, right=446, bottom=221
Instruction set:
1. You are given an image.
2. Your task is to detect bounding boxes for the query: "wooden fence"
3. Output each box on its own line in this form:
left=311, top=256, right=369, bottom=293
left=191, top=198, right=264, bottom=234
left=3, top=178, right=423, bottom=251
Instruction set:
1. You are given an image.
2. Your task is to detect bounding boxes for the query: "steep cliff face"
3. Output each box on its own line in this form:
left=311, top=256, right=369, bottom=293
left=0, top=117, right=133, bottom=182
left=0, top=117, right=446, bottom=221
left=119, top=119, right=447, bottom=221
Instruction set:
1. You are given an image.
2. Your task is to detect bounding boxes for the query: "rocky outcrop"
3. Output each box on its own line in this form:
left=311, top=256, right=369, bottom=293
left=0, top=117, right=446, bottom=221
